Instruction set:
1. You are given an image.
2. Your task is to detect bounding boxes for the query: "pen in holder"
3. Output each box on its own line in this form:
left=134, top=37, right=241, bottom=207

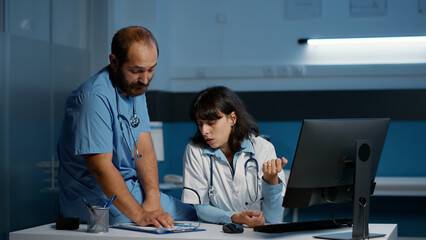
left=87, top=206, right=109, bottom=233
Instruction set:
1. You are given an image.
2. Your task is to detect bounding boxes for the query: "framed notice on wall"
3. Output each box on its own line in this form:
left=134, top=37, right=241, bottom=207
left=350, top=0, right=387, bottom=17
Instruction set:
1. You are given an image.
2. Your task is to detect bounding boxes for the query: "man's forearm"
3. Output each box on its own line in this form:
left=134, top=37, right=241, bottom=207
left=135, top=132, right=162, bottom=209
left=136, top=153, right=161, bottom=205
left=85, top=153, right=144, bottom=223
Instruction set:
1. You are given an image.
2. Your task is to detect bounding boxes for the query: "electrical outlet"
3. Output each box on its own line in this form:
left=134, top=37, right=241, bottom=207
left=291, top=65, right=305, bottom=76
left=216, top=12, right=228, bottom=24
left=195, top=67, right=206, bottom=78
left=277, top=65, right=290, bottom=76
left=262, top=66, right=274, bottom=77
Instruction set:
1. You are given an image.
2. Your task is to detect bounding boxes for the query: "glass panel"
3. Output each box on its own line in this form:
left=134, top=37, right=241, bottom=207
left=0, top=32, right=8, bottom=240
left=52, top=0, right=89, bottom=49
left=8, top=0, right=50, bottom=41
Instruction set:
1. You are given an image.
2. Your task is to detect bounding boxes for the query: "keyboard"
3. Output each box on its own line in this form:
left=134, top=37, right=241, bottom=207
left=254, top=218, right=353, bottom=233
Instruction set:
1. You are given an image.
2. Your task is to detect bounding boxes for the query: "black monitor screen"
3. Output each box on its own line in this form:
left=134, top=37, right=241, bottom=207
left=283, top=118, right=390, bottom=209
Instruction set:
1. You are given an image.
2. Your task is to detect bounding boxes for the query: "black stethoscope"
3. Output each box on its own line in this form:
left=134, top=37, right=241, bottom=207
left=114, top=86, right=142, bottom=160
left=208, top=153, right=261, bottom=205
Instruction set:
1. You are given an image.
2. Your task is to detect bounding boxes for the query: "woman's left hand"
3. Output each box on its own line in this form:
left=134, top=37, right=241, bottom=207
left=231, top=210, right=265, bottom=228
left=262, top=157, right=288, bottom=185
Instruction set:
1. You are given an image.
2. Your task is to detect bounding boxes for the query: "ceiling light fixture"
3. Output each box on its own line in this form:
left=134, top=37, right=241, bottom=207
left=298, top=36, right=426, bottom=45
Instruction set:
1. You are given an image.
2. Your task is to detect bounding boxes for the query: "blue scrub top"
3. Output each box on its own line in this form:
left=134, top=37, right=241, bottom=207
left=58, top=66, right=150, bottom=221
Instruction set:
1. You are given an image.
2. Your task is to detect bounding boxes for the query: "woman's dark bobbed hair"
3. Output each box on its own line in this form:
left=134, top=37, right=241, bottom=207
left=189, top=86, right=259, bottom=153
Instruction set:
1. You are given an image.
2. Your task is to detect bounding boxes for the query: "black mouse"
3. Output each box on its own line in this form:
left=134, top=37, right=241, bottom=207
left=222, top=223, right=244, bottom=233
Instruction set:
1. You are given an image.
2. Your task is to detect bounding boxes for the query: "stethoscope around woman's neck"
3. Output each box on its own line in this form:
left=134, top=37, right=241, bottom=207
left=208, top=151, right=261, bottom=205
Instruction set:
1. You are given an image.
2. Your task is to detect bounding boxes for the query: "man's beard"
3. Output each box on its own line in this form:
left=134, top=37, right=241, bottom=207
left=125, top=81, right=149, bottom=97
left=116, top=70, right=153, bottom=97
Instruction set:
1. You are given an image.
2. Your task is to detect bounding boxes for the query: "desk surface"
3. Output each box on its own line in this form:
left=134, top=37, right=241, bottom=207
left=10, top=222, right=397, bottom=240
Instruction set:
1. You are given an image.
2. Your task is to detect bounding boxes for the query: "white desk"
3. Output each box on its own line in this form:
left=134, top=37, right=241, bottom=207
left=10, top=222, right=397, bottom=240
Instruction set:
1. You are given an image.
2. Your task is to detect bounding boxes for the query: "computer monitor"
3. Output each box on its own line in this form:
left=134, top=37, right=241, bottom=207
left=283, top=118, right=390, bottom=239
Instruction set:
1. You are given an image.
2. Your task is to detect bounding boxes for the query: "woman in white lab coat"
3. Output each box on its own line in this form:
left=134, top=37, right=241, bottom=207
left=181, top=86, right=287, bottom=228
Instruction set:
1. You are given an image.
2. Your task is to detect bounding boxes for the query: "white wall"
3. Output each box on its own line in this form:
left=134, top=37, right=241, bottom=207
left=104, top=0, right=426, bottom=92
left=166, top=0, right=426, bottom=92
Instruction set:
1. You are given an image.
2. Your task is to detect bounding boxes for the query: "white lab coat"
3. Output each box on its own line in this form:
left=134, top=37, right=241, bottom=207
left=182, top=136, right=286, bottom=213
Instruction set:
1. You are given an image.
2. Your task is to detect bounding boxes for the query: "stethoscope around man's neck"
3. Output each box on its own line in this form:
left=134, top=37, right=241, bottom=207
left=114, top=85, right=142, bottom=160
left=115, top=86, right=140, bottom=128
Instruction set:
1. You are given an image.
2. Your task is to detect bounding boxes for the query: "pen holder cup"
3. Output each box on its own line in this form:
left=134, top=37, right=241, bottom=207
left=87, top=206, right=109, bottom=233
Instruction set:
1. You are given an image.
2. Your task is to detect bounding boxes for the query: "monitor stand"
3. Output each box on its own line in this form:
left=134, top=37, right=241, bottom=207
left=314, top=140, right=386, bottom=240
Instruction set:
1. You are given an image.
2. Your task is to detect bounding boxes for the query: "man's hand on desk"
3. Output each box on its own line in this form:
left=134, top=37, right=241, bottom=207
left=135, top=208, right=175, bottom=229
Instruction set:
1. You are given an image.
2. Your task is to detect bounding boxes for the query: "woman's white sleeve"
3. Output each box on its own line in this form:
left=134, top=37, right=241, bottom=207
left=182, top=143, right=210, bottom=204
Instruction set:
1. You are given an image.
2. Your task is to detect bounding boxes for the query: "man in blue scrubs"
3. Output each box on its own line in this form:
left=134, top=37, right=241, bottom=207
left=58, top=26, right=197, bottom=228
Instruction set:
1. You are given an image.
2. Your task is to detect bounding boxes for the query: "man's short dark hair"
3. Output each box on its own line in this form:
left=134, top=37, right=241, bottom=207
left=111, top=26, right=159, bottom=64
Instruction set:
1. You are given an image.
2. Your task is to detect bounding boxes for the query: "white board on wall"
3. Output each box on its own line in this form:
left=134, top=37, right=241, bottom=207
left=151, top=121, right=164, bottom=162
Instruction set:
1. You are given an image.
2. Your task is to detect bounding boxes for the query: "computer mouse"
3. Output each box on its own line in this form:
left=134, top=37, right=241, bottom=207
left=222, top=223, right=244, bottom=233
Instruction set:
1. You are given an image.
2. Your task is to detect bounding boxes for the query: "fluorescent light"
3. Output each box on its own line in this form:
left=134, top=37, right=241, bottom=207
left=298, top=36, right=426, bottom=45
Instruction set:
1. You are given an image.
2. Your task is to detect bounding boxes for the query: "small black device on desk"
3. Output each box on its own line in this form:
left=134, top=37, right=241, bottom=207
left=222, top=223, right=244, bottom=233
left=55, top=217, right=80, bottom=230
